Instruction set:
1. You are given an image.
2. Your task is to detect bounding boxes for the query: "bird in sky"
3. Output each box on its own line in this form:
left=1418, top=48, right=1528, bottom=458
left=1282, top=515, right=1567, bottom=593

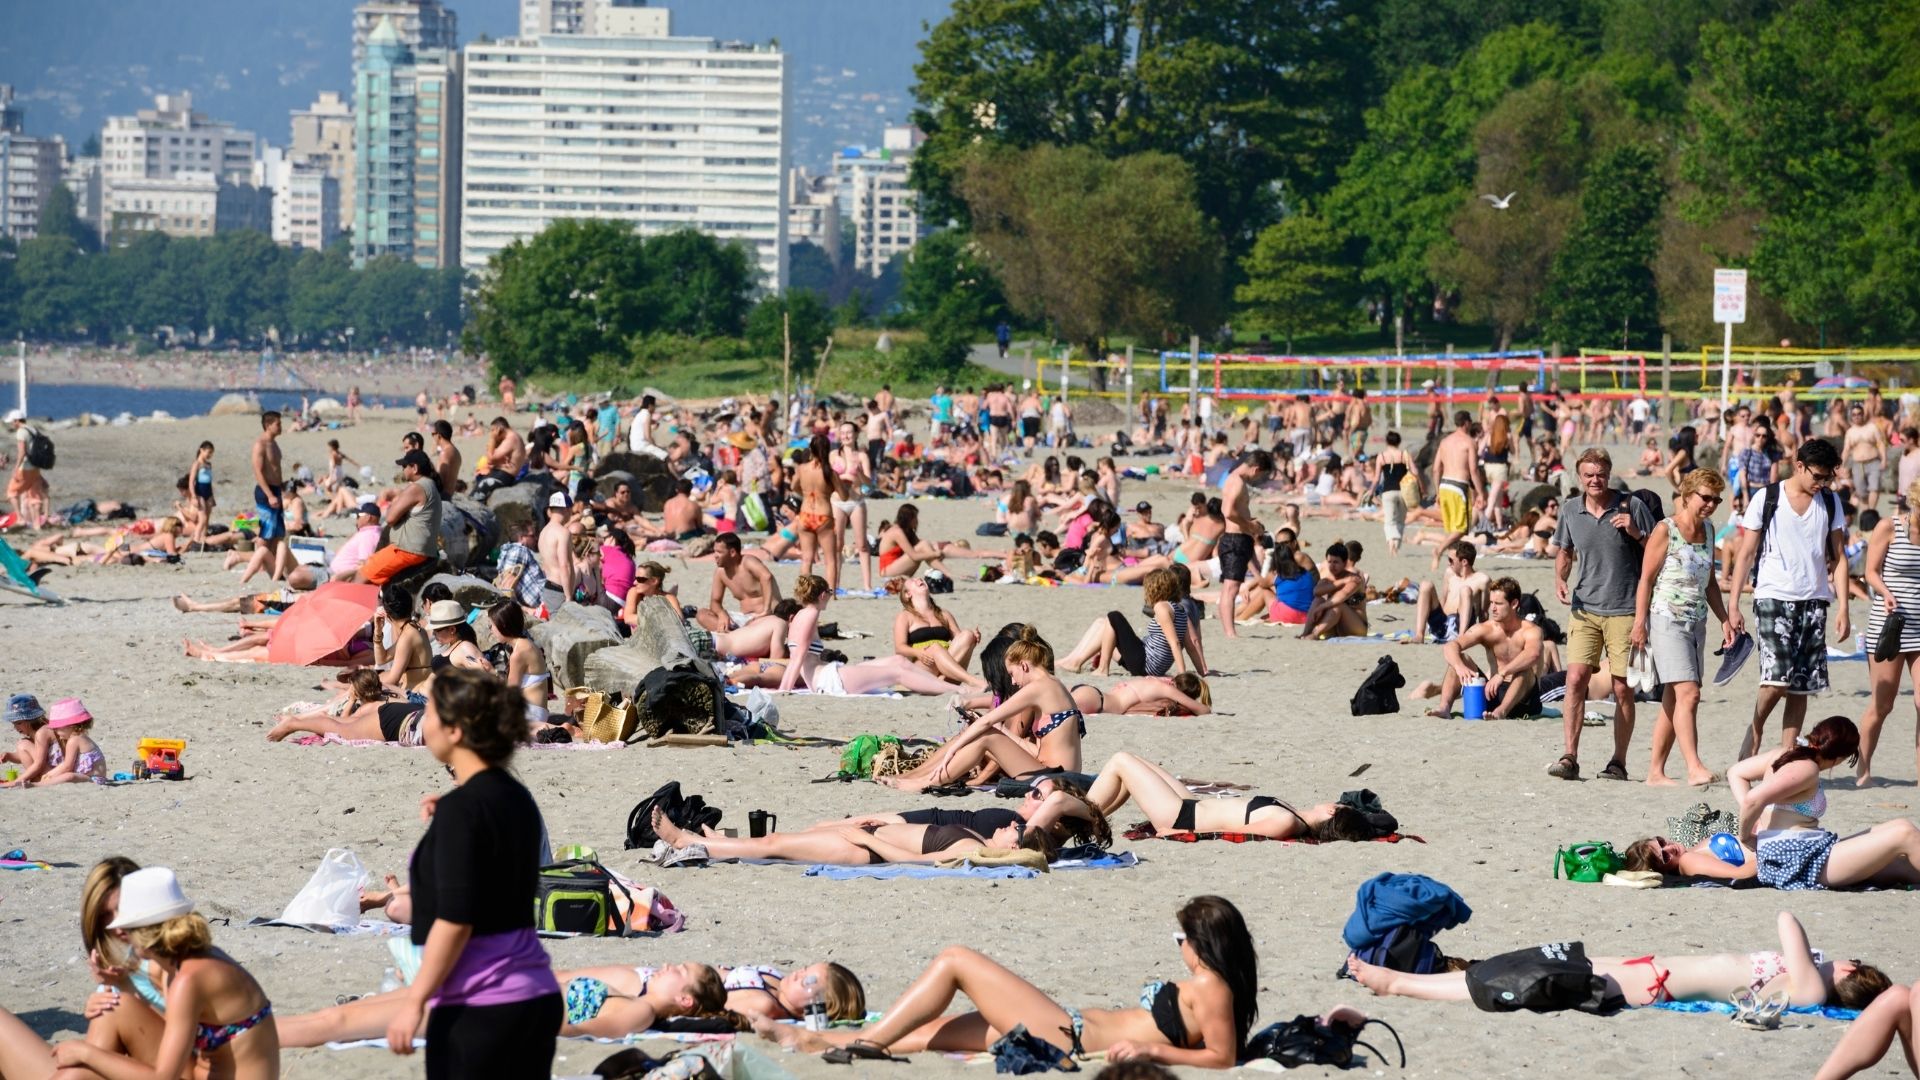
left=1479, top=192, right=1517, bottom=209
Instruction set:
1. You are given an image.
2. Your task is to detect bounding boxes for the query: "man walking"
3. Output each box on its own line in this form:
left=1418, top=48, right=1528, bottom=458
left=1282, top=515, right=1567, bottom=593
left=1726, top=438, right=1850, bottom=759
left=239, top=411, right=292, bottom=585
left=1431, top=411, right=1484, bottom=569
left=1548, top=449, right=1655, bottom=781
left=1217, top=450, right=1274, bottom=640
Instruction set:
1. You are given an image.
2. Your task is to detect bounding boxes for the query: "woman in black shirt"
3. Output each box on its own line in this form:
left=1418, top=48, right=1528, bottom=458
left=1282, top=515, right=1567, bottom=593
left=386, top=668, right=560, bottom=1079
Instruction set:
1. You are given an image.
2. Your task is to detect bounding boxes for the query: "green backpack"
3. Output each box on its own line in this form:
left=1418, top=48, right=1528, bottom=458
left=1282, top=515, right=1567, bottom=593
left=1553, top=842, right=1624, bottom=883
left=835, top=733, right=899, bottom=780
left=534, top=859, right=631, bottom=936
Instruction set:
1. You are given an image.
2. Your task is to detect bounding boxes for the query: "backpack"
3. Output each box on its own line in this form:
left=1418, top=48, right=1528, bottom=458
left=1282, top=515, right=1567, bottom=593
left=24, top=430, right=54, bottom=470
left=623, top=782, right=724, bottom=850
left=1553, top=841, right=1623, bottom=883
left=1245, top=1014, right=1406, bottom=1071
left=1349, top=655, right=1404, bottom=716
left=534, top=859, right=633, bottom=936
left=1464, top=941, right=1627, bottom=1016
left=1755, top=481, right=1842, bottom=570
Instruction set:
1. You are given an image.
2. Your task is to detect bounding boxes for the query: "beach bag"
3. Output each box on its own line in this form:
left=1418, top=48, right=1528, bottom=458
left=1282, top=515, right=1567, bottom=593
left=741, top=492, right=770, bottom=532
left=278, top=848, right=369, bottom=929
left=1876, top=610, right=1907, bottom=663
left=624, top=781, right=724, bottom=850
left=1465, top=942, right=1626, bottom=1015
left=534, top=859, right=631, bottom=936
left=870, top=741, right=931, bottom=780
left=988, top=1025, right=1079, bottom=1074
left=576, top=690, right=638, bottom=744
left=924, top=569, right=954, bottom=594
left=1553, top=842, right=1623, bottom=883
left=24, top=430, right=54, bottom=470
left=634, top=666, right=722, bottom=739
left=1398, top=472, right=1421, bottom=506
left=1667, top=802, right=1739, bottom=850
left=1246, top=1013, right=1405, bottom=1070
left=835, top=733, right=895, bottom=779
left=1349, top=655, right=1404, bottom=716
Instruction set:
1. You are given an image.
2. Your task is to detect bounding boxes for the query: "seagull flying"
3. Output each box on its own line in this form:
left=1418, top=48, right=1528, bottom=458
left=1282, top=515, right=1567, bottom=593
left=1480, top=192, right=1517, bottom=209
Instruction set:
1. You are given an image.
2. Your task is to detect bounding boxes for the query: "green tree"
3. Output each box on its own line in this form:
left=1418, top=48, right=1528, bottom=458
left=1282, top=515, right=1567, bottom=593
left=14, top=235, right=89, bottom=338
left=202, top=230, right=290, bottom=342
left=746, top=291, right=833, bottom=361
left=464, top=219, right=652, bottom=379
left=899, top=229, right=1006, bottom=373
left=287, top=246, right=355, bottom=343
left=956, top=144, right=1221, bottom=360
left=1542, top=142, right=1664, bottom=349
left=1235, top=214, right=1355, bottom=351
left=787, top=241, right=837, bottom=296
left=36, top=185, right=99, bottom=255
left=632, top=229, right=756, bottom=339
left=0, top=237, right=17, bottom=339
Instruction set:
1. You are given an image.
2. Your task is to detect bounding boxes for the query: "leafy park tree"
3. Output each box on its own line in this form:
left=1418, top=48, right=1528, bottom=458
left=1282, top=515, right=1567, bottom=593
left=957, top=144, right=1220, bottom=364
left=746, top=291, right=833, bottom=363
left=1235, top=214, right=1355, bottom=351
left=1542, top=142, right=1664, bottom=349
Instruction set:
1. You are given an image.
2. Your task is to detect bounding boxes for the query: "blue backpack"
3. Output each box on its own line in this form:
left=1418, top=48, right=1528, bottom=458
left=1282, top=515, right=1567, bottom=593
left=1338, top=872, right=1472, bottom=978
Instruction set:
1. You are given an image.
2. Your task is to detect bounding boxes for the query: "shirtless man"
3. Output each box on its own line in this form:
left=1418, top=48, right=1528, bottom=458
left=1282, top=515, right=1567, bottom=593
left=1431, top=411, right=1485, bottom=568
left=1419, top=577, right=1545, bottom=719
left=863, top=400, right=889, bottom=474
left=1297, top=541, right=1367, bottom=639
left=479, top=417, right=528, bottom=493
left=1412, top=540, right=1489, bottom=644
left=538, top=491, right=575, bottom=605
left=239, top=411, right=293, bottom=585
left=658, top=479, right=705, bottom=541
left=984, top=384, right=1014, bottom=457
left=1345, top=388, right=1371, bottom=458
left=874, top=383, right=895, bottom=425
left=1844, top=404, right=1889, bottom=514
left=595, top=480, right=640, bottom=528
left=1217, top=449, right=1274, bottom=639
left=696, top=532, right=782, bottom=632
left=430, top=420, right=462, bottom=497
left=1283, top=395, right=1314, bottom=460
left=1724, top=405, right=1753, bottom=494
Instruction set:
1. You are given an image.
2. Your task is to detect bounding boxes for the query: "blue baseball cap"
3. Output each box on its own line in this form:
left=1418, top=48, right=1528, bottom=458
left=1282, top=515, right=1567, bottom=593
left=5, top=694, right=45, bottom=723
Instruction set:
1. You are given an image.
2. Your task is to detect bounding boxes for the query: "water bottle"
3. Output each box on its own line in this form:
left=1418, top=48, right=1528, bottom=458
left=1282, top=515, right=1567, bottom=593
left=379, top=967, right=403, bottom=995
left=802, top=973, right=829, bottom=1032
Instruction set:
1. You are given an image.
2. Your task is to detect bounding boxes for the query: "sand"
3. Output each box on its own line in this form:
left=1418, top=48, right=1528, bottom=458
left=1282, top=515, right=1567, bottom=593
left=0, top=407, right=1912, bottom=1079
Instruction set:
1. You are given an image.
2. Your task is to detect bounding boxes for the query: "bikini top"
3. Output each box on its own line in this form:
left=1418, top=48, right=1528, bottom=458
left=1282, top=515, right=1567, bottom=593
left=195, top=1002, right=273, bottom=1054
left=1139, top=980, right=1189, bottom=1046
left=906, top=625, right=950, bottom=647
left=1768, top=785, right=1826, bottom=820
left=1034, top=706, right=1085, bottom=741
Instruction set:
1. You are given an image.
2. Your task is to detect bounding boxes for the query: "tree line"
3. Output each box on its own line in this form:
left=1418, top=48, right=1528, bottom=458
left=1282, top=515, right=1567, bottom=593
left=907, top=0, right=1920, bottom=355
left=0, top=188, right=464, bottom=349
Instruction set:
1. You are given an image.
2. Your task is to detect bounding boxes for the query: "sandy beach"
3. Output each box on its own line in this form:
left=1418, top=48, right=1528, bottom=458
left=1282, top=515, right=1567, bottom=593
left=14, top=347, right=488, bottom=402
left=0, top=406, right=1912, bottom=1079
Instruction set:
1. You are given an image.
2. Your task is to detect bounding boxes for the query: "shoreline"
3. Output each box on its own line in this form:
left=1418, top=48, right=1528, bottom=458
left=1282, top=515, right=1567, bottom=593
left=14, top=347, right=489, bottom=400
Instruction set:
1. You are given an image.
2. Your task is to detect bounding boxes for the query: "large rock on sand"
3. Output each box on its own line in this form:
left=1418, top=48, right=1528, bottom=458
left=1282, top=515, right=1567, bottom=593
left=446, top=497, right=500, bottom=567
left=426, top=572, right=507, bottom=610
left=529, top=603, right=622, bottom=689
left=582, top=642, right=662, bottom=696
left=593, top=453, right=674, bottom=511
left=209, top=393, right=259, bottom=417
left=485, top=477, right=557, bottom=539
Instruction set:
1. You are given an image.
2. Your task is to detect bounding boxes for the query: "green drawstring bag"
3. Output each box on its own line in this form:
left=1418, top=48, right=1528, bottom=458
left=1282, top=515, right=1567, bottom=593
left=835, top=733, right=899, bottom=780
left=1553, top=842, right=1624, bottom=883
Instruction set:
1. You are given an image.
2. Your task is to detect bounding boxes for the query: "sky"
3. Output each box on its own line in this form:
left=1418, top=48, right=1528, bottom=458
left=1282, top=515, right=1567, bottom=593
left=0, top=0, right=950, bottom=170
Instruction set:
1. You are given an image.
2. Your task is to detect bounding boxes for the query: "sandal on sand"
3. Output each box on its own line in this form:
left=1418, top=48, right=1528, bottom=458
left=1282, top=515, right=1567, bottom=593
left=823, top=1040, right=905, bottom=1064
left=1547, top=755, right=1580, bottom=780
left=1729, top=989, right=1788, bottom=1030
left=1599, top=760, right=1630, bottom=781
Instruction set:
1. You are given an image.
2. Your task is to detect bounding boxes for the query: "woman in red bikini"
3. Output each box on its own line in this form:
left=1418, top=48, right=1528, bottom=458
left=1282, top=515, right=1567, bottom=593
left=793, top=434, right=844, bottom=590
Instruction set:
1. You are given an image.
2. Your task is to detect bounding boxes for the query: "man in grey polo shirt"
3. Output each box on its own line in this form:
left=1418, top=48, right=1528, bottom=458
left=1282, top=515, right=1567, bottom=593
left=1548, top=448, right=1655, bottom=781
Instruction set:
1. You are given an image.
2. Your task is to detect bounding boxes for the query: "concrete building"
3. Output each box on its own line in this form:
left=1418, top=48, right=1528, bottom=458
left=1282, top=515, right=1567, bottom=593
left=98, top=91, right=257, bottom=241
left=352, top=0, right=458, bottom=68
left=833, top=123, right=924, bottom=277
left=290, top=90, right=355, bottom=228
left=460, top=28, right=786, bottom=287
left=256, top=145, right=341, bottom=251
left=519, top=0, right=670, bottom=36
left=353, top=16, right=462, bottom=268
left=64, top=154, right=104, bottom=232
left=103, top=172, right=272, bottom=239
left=0, top=85, right=69, bottom=242
left=786, top=166, right=839, bottom=264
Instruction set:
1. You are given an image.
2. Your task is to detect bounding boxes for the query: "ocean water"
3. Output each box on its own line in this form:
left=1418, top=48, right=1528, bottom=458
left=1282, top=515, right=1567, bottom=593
left=0, top=382, right=411, bottom=421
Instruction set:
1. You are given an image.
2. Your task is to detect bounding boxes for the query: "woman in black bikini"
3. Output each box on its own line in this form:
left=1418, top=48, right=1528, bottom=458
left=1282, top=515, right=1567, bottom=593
left=1070, top=673, right=1212, bottom=716
left=807, top=775, right=1113, bottom=849
left=650, top=805, right=1058, bottom=866
left=764, top=895, right=1257, bottom=1068
left=881, top=627, right=1088, bottom=791
left=1086, top=752, right=1380, bottom=841
left=892, top=575, right=984, bottom=688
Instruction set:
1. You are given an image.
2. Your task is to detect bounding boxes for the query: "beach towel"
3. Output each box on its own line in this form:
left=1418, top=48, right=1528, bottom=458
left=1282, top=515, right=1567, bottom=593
left=834, top=588, right=890, bottom=599
left=1127, top=825, right=1425, bottom=845
left=1648, top=1000, right=1860, bottom=1022
left=1321, top=630, right=1415, bottom=643
left=291, top=732, right=626, bottom=750
left=803, top=863, right=1041, bottom=880
left=0, top=849, right=53, bottom=871
left=245, top=917, right=410, bottom=936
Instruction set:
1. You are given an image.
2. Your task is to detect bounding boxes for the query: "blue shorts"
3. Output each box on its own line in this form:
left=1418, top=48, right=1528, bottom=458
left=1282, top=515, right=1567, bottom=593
left=254, top=485, right=287, bottom=541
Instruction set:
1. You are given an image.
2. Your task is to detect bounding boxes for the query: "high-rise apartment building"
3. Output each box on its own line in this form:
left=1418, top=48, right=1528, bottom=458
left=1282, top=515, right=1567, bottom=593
left=98, top=91, right=262, bottom=241
left=460, top=27, right=787, bottom=287
left=64, top=154, right=103, bottom=231
left=290, top=90, right=356, bottom=228
left=352, top=0, right=457, bottom=67
left=519, top=0, right=669, bottom=36
left=353, top=15, right=462, bottom=268
left=833, top=123, right=925, bottom=277
left=0, top=85, right=69, bottom=241
left=786, top=166, right=839, bottom=264
left=257, top=145, right=341, bottom=251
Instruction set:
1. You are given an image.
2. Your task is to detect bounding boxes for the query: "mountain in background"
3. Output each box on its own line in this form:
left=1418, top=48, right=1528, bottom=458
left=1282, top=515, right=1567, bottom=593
left=0, top=0, right=948, bottom=170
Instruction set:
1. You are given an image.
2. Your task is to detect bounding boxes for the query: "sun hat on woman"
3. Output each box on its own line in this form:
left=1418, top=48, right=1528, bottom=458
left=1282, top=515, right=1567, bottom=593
left=107, top=867, right=195, bottom=929
left=426, top=600, right=469, bottom=630
left=48, top=697, right=93, bottom=727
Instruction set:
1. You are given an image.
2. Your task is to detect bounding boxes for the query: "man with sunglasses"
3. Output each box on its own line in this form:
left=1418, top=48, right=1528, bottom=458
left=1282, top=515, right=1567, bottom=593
left=1727, top=438, right=1851, bottom=760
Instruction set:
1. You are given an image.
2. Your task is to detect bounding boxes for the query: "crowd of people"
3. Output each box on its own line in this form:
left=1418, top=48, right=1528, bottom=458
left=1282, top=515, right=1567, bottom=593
left=7, top=369, right=1920, bottom=1080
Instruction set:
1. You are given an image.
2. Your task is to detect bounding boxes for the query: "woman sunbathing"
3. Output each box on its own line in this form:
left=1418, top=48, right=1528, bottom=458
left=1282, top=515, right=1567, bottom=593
left=1086, top=752, right=1377, bottom=840
left=707, top=601, right=792, bottom=661
left=892, top=574, right=985, bottom=689
left=809, top=774, right=1112, bottom=849
left=1347, top=910, right=1888, bottom=1011
left=881, top=627, right=1087, bottom=791
left=1070, top=674, right=1211, bottom=716
left=760, top=895, right=1257, bottom=1069
left=651, top=805, right=1058, bottom=866
left=726, top=575, right=966, bottom=696
left=267, top=669, right=403, bottom=743
left=1623, top=718, right=1920, bottom=890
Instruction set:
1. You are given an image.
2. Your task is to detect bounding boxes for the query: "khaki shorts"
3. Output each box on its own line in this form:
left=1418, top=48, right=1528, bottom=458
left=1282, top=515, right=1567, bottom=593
left=1568, top=610, right=1633, bottom=672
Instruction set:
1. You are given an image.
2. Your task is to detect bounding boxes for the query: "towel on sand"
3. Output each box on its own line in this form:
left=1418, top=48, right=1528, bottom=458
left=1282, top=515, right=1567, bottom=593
left=799, top=850, right=1138, bottom=880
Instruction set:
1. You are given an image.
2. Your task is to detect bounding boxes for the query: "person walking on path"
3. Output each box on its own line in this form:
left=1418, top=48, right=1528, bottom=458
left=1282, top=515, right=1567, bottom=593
left=1631, top=468, right=1732, bottom=787
left=1727, top=438, right=1850, bottom=761
left=1549, top=448, right=1656, bottom=781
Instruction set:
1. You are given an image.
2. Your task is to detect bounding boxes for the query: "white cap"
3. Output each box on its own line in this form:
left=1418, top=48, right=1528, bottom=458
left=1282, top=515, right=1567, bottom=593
left=107, top=867, right=195, bottom=929
left=548, top=492, right=570, bottom=509
left=3, top=408, right=22, bottom=423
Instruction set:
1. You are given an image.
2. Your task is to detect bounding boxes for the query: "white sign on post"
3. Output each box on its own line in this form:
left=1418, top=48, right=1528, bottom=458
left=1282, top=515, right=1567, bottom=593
left=1713, top=268, right=1747, bottom=407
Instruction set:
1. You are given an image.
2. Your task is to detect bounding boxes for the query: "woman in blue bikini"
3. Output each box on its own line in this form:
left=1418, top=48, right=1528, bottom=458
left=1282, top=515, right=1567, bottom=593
left=881, top=627, right=1088, bottom=791
left=760, top=895, right=1257, bottom=1068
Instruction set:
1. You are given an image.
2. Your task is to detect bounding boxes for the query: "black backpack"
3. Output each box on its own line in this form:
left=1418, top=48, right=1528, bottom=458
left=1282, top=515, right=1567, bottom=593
left=25, top=430, right=54, bottom=470
left=1349, top=655, right=1404, bottom=716
left=623, top=781, right=724, bottom=850
left=1755, top=481, right=1842, bottom=569
left=1464, top=941, right=1627, bottom=1016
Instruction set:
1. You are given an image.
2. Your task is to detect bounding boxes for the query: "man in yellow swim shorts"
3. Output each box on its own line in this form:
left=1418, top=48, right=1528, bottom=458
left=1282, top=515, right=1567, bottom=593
left=1431, top=410, right=1485, bottom=569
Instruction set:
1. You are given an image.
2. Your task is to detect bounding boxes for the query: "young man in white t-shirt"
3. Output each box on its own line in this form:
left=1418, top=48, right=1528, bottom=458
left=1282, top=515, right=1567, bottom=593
left=1726, top=438, right=1850, bottom=759
left=628, top=394, right=666, bottom=459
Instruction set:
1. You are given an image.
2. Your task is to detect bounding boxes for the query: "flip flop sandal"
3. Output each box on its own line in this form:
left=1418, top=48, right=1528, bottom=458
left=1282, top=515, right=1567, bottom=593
left=822, top=1040, right=905, bottom=1064
left=1599, top=760, right=1631, bottom=781
left=1547, top=755, right=1580, bottom=780
left=1730, top=989, right=1788, bottom=1030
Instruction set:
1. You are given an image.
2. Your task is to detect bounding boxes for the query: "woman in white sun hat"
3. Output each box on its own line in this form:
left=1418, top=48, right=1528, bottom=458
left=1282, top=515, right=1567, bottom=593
left=0, top=866, right=280, bottom=1079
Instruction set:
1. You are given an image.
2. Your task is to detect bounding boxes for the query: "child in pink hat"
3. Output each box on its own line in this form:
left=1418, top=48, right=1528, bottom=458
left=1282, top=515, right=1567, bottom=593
left=28, top=697, right=106, bottom=787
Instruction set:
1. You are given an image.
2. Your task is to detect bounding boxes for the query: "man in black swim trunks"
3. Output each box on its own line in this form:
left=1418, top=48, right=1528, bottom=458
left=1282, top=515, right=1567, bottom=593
left=1419, top=577, right=1546, bottom=719
left=1216, top=449, right=1274, bottom=639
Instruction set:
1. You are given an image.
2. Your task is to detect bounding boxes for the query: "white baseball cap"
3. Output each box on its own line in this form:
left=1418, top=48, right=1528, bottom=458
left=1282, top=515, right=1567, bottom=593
left=107, top=867, right=195, bottom=929
left=548, top=492, right=570, bottom=509
left=3, top=408, right=22, bottom=423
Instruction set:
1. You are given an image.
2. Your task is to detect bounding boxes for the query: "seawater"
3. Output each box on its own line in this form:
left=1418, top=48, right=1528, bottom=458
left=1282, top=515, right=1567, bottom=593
left=0, top=382, right=411, bottom=422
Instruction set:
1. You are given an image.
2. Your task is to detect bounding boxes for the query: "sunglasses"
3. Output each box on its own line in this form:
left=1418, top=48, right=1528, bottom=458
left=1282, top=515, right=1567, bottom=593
left=1172, top=932, right=1187, bottom=946
left=635, top=575, right=655, bottom=584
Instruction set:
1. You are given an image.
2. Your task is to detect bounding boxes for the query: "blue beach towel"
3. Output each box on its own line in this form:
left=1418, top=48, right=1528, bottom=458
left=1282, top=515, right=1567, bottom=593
left=1649, top=1000, right=1860, bottom=1022
left=799, top=851, right=1138, bottom=881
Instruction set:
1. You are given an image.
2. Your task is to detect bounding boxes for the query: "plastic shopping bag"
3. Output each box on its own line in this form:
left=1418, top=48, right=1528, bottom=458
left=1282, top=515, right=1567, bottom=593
left=279, top=848, right=369, bottom=929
